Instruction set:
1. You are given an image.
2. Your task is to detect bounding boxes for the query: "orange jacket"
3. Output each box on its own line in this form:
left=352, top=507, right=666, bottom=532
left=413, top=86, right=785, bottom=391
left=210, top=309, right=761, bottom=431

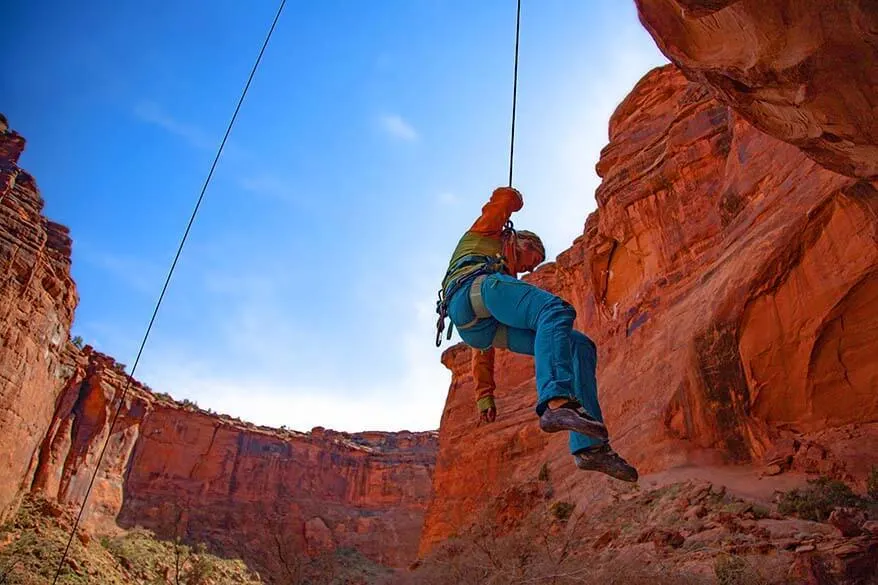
left=442, top=187, right=523, bottom=293
left=470, top=187, right=523, bottom=240
left=461, top=187, right=523, bottom=408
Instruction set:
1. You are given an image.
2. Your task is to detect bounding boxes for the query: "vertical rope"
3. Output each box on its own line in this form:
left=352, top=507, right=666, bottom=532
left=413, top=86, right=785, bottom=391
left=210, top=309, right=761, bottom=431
left=508, top=0, right=522, bottom=187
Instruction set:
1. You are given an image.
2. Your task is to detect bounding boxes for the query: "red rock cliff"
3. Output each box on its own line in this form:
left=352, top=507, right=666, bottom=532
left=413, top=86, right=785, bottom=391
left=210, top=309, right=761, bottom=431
left=419, top=65, right=878, bottom=554
left=31, top=348, right=437, bottom=575
left=635, top=0, right=878, bottom=179
left=0, top=116, right=437, bottom=579
left=0, top=115, right=78, bottom=524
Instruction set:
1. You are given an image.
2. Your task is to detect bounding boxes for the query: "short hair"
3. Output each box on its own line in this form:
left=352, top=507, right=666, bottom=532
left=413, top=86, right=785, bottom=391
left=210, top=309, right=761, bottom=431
left=515, top=230, right=545, bottom=262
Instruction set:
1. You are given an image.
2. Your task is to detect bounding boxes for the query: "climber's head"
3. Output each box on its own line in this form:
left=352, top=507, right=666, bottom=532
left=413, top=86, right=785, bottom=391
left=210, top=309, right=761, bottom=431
left=503, top=228, right=545, bottom=273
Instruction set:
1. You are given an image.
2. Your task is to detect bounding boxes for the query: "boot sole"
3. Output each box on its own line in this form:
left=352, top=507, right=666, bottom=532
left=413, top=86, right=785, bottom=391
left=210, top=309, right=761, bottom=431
left=575, top=460, right=639, bottom=483
left=539, top=414, right=608, bottom=440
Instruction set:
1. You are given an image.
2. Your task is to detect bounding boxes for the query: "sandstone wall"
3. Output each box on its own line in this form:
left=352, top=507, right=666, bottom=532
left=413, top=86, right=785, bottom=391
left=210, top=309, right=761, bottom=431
left=0, top=116, right=78, bottom=523
left=636, top=0, right=878, bottom=179
left=419, top=65, right=878, bottom=554
left=31, top=349, right=437, bottom=575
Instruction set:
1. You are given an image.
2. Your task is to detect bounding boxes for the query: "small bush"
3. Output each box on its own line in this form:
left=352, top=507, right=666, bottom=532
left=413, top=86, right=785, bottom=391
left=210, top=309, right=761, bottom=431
left=538, top=462, right=550, bottom=482
left=550, top=501, right=575, bottom=522
left=714, top=555, right=769, bottom=585
left=751, top=504, right=771, bottom=520
left=180, top=398, right=199, bottom=409
left=71, top=335, right=84, bottom=349
left=185, top=553, right=217, bottom=585
left=868, top=467, right=878, bottom=501
left=777, top=477, right=867, bottom=522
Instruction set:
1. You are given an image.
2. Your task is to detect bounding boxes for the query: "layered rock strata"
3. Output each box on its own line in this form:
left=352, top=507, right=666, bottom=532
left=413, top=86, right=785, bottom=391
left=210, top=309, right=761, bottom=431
left=420, top=65, right=878, bottom=554
left=636, top=0, right=878, bottom=179
left=0, top=116, right=78, bottom=523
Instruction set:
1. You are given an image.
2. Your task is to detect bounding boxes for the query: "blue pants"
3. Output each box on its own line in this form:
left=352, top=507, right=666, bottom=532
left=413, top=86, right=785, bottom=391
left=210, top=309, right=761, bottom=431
left=448, top=272, right=605, bottom=453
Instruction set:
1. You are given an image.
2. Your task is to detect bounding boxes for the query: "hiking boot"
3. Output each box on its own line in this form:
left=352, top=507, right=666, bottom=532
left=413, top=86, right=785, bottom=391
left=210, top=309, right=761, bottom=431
left=538, top=401, right=608, bottom=441
left=574, top=444, right=638, bottom=483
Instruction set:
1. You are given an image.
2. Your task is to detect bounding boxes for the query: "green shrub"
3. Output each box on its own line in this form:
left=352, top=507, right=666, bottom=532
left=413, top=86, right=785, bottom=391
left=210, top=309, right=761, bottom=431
left=549, top=501, right=575, bottom=522
left=868, top=467, right=878, bottom=501
left=538, top=462, right=550, bottom=482
left=180, top=398, right=199, bottom=409
left=714, top=555, right=768, bottom=585
left=777, top=477, right=866, bottom=522
left=751, top=504, right=770, bottom=520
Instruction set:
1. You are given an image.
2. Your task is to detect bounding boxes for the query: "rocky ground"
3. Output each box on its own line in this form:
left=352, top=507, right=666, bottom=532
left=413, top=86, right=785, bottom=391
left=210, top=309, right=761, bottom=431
left=6, top=471, right=875, bottom=584
left=401, top=470, right=878, bottom=585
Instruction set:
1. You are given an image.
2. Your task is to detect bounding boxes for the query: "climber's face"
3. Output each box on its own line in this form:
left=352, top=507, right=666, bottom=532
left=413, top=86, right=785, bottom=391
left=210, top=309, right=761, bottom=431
left=504, top=230, right=545, bottom=274
left=515, top=239, right=544, bottom=272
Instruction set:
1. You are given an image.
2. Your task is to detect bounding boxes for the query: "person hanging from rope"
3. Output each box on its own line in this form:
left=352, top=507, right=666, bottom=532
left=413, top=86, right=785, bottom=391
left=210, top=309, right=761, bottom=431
left=435, top=186, right=638, bottom=482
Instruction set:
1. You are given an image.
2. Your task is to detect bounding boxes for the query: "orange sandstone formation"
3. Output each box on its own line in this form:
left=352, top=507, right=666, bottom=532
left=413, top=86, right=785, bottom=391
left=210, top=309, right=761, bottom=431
left=420, top=65, right=878, bottom=554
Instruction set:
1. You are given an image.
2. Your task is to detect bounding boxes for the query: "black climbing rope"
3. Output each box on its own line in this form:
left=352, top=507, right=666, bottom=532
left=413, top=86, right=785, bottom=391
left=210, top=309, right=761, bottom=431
left=48, top=1, right=287, bottom=583
left=435, top=0, right=523, bottom=348
left=508, top=0, right=522, bottom=187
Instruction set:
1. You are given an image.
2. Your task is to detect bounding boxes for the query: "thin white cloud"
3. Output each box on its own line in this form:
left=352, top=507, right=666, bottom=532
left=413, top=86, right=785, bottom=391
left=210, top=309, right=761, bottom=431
left=436, top=191, right=460, bottom=206
left=120, top=12, right=667, bottom=436
left=133, top=101, right=214, bottom=150
left=238, top=173, right=299, bottom=206
left=378, top=113, right=419, bottom=142
left=83, top=250, right=161, bottom=295
left=137, top=284, right=450, bottom=433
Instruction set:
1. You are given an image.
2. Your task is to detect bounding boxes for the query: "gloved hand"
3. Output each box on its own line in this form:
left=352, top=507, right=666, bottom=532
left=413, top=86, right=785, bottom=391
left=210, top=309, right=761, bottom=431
left=492, top=186, right=524, bottom=211
left=477, top=395, right=497, bottom=424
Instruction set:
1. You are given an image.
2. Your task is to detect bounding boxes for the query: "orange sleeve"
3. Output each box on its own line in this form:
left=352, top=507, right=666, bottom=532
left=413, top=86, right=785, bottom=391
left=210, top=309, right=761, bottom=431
left=470, top=187, right=523, bottom=236
left=472, top=348, right=496, bottom=401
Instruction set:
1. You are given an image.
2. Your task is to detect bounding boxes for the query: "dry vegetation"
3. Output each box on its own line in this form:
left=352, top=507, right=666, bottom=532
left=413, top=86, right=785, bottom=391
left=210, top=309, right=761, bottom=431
left=382, top=472, right=878, bottom=585
left=3, top=469, right=878, bottom=585
left=0, top=496, right=259, bottom=585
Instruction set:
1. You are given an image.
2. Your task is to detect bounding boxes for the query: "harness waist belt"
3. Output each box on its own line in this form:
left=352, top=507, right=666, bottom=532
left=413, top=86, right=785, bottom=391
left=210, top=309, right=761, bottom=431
left=457, top=274, right=488, bottom=330
left=453, top=273, right=509, bottom=349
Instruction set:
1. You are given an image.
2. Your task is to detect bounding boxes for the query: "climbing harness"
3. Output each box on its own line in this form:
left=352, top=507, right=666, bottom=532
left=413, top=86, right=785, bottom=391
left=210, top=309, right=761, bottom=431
left=460, top=274, right=492, bottom=327
left=435, top=253, right=506, bottom=346
left=48, top=2, right=288, bottom=583
left=434, top=221, right=518, bottom=347
left=459, top=273, right=509, bottom=349
left=434, top=269, right=510, bottom=349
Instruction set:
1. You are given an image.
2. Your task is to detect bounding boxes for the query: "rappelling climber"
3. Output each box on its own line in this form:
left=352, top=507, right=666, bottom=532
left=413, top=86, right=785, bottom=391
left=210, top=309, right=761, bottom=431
left=435, top=186, right=638, bottom=482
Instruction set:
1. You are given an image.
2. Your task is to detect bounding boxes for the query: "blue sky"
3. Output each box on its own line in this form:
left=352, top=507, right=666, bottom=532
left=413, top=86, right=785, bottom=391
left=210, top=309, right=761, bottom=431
left=4, top=1, right=666, bottom=432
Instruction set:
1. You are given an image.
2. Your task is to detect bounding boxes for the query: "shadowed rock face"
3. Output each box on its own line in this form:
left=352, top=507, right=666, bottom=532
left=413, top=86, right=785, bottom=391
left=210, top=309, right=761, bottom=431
left=0, top=119, right=78, bottom=524
left=30, top=349, right=438, bottom=576
left=419, top=65, right=878, bottom=555
left=636, top=0, right=878, bottom=179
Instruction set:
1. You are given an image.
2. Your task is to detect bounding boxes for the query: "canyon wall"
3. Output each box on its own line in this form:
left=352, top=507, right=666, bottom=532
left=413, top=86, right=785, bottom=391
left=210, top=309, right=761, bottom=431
left=420, top=64, right=878, bottom=554
left=0, top=115, right=438, bottom=580
left=30, top=348, right=437, bottom=575
left=0, top=116, right=78, bottom=524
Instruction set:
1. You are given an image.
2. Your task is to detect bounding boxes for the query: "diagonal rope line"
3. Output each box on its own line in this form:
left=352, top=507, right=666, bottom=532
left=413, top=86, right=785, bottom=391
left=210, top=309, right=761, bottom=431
left=49, top=1, right=287, bottom=582
left=508, top=0, right=522, bottom=187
